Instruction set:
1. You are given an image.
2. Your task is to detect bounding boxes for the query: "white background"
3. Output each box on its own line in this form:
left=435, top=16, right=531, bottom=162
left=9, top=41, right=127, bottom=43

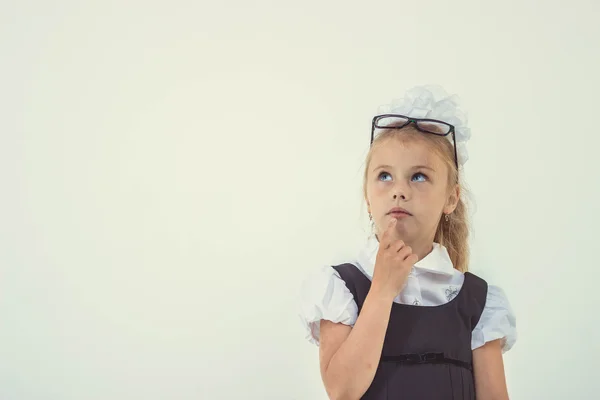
left=1, top=1, right=599, bottom=399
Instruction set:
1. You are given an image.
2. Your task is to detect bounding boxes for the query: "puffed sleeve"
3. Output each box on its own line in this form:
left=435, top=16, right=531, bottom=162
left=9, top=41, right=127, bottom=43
left=471, top=285, right=517, bottom=352
left=298, top=266, right=358, bottom=346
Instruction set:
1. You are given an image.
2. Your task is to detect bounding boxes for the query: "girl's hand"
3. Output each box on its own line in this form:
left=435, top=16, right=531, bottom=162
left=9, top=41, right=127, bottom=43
left=371, top=218, right=418, bottom=300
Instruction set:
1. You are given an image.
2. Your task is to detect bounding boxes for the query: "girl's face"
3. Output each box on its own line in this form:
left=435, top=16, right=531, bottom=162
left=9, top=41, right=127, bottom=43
left=366, top=136, right=459, bottom=247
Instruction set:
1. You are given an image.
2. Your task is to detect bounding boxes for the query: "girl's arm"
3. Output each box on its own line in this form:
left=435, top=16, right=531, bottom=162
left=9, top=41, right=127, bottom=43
left=473, top=339, right=510, bottom=400
left=318, top=220, right=416, bottom=400
left=318, top=287, right=394, bottom=400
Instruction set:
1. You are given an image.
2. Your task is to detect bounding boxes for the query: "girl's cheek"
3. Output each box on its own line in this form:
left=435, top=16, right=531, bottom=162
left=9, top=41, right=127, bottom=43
left=374, top=184, right=389, bottom=196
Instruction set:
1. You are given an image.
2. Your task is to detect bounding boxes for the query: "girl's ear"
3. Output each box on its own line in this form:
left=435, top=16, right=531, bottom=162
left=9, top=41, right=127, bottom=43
left=444, top=184, right=460, bottom=214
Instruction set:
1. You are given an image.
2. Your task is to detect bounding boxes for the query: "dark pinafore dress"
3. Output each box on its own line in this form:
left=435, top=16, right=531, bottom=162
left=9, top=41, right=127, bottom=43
left=332, top=263, right=488, bottom=400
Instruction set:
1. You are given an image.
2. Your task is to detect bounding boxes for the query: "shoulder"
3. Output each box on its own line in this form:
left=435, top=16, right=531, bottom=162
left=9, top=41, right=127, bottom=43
left=471, top=281, right=517, bottom=353
left=464, top=271, right=489, bottom=293
left=299, top=263, right=364, bottom=304
left=460, top=272, right=489, bottom=317
left=299, top=264, right=355, bottom=296
left=297, top=265, right=359, bottom=346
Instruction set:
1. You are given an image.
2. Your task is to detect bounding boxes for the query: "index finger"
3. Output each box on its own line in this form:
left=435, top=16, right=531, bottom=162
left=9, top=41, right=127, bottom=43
left=380, top=218, right=398, bottom=246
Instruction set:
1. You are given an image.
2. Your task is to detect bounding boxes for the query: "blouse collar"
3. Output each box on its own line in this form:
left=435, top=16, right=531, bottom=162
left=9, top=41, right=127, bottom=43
left=355, top=235, right=456, bottom=278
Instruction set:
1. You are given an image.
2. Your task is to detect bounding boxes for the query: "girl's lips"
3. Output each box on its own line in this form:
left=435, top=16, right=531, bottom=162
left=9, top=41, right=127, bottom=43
left=387, top=207, right=412, bottom=217
left=389, top=211, right=410, bottom=218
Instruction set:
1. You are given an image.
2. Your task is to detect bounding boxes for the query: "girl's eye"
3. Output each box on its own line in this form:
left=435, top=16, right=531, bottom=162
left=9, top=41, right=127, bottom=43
left=411, top=172, right=428, bottom=182
left=378, top=171, right=392, bottom=182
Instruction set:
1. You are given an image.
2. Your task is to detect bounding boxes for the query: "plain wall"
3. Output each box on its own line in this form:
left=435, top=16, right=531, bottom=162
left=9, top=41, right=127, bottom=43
left=1, top=0, right=599, bottom=398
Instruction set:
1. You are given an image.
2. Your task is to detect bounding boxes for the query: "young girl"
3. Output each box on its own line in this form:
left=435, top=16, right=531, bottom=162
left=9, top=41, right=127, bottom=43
left=298, top=85, right=517, bottom=399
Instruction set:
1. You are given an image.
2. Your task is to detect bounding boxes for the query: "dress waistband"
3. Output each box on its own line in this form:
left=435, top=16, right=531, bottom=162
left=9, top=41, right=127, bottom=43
left=381, top=352, right=472, bottom=371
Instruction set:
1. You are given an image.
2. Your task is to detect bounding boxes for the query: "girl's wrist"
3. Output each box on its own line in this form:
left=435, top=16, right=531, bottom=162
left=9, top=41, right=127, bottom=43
left=368, top=282, right=396, bottom=304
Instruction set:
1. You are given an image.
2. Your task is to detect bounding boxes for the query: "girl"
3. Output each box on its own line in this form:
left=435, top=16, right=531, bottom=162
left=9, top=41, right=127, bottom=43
left=298, top=85, right=517, bottom=399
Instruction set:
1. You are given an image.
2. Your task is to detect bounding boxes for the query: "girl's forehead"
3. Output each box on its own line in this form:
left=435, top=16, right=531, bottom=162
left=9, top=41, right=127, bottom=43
left=371, top=138, right=440, bottom=167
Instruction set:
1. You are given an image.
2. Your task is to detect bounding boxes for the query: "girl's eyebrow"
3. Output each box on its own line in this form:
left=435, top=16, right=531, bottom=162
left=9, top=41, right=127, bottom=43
left=372, top=164, right=437, bottom=173
left=371, top=164, right=392, bottom=173
left=412, top=165, right=436, bottom=172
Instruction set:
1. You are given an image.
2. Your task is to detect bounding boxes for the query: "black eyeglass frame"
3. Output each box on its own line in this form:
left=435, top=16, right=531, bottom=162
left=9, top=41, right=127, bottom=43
left=370, top=114, right=459, bottom=170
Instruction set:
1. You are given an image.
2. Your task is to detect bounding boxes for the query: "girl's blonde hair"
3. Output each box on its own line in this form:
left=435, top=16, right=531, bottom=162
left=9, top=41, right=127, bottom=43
left=362, top=127, right=470, bottom=272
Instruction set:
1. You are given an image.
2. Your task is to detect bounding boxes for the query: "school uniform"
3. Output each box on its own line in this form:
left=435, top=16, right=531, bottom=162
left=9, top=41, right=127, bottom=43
left=298, top=236, right=517, bottom=399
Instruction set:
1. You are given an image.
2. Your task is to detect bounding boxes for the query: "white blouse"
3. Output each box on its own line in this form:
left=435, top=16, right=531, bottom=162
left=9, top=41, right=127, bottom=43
left=298, top=235, right=517, bottom=353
